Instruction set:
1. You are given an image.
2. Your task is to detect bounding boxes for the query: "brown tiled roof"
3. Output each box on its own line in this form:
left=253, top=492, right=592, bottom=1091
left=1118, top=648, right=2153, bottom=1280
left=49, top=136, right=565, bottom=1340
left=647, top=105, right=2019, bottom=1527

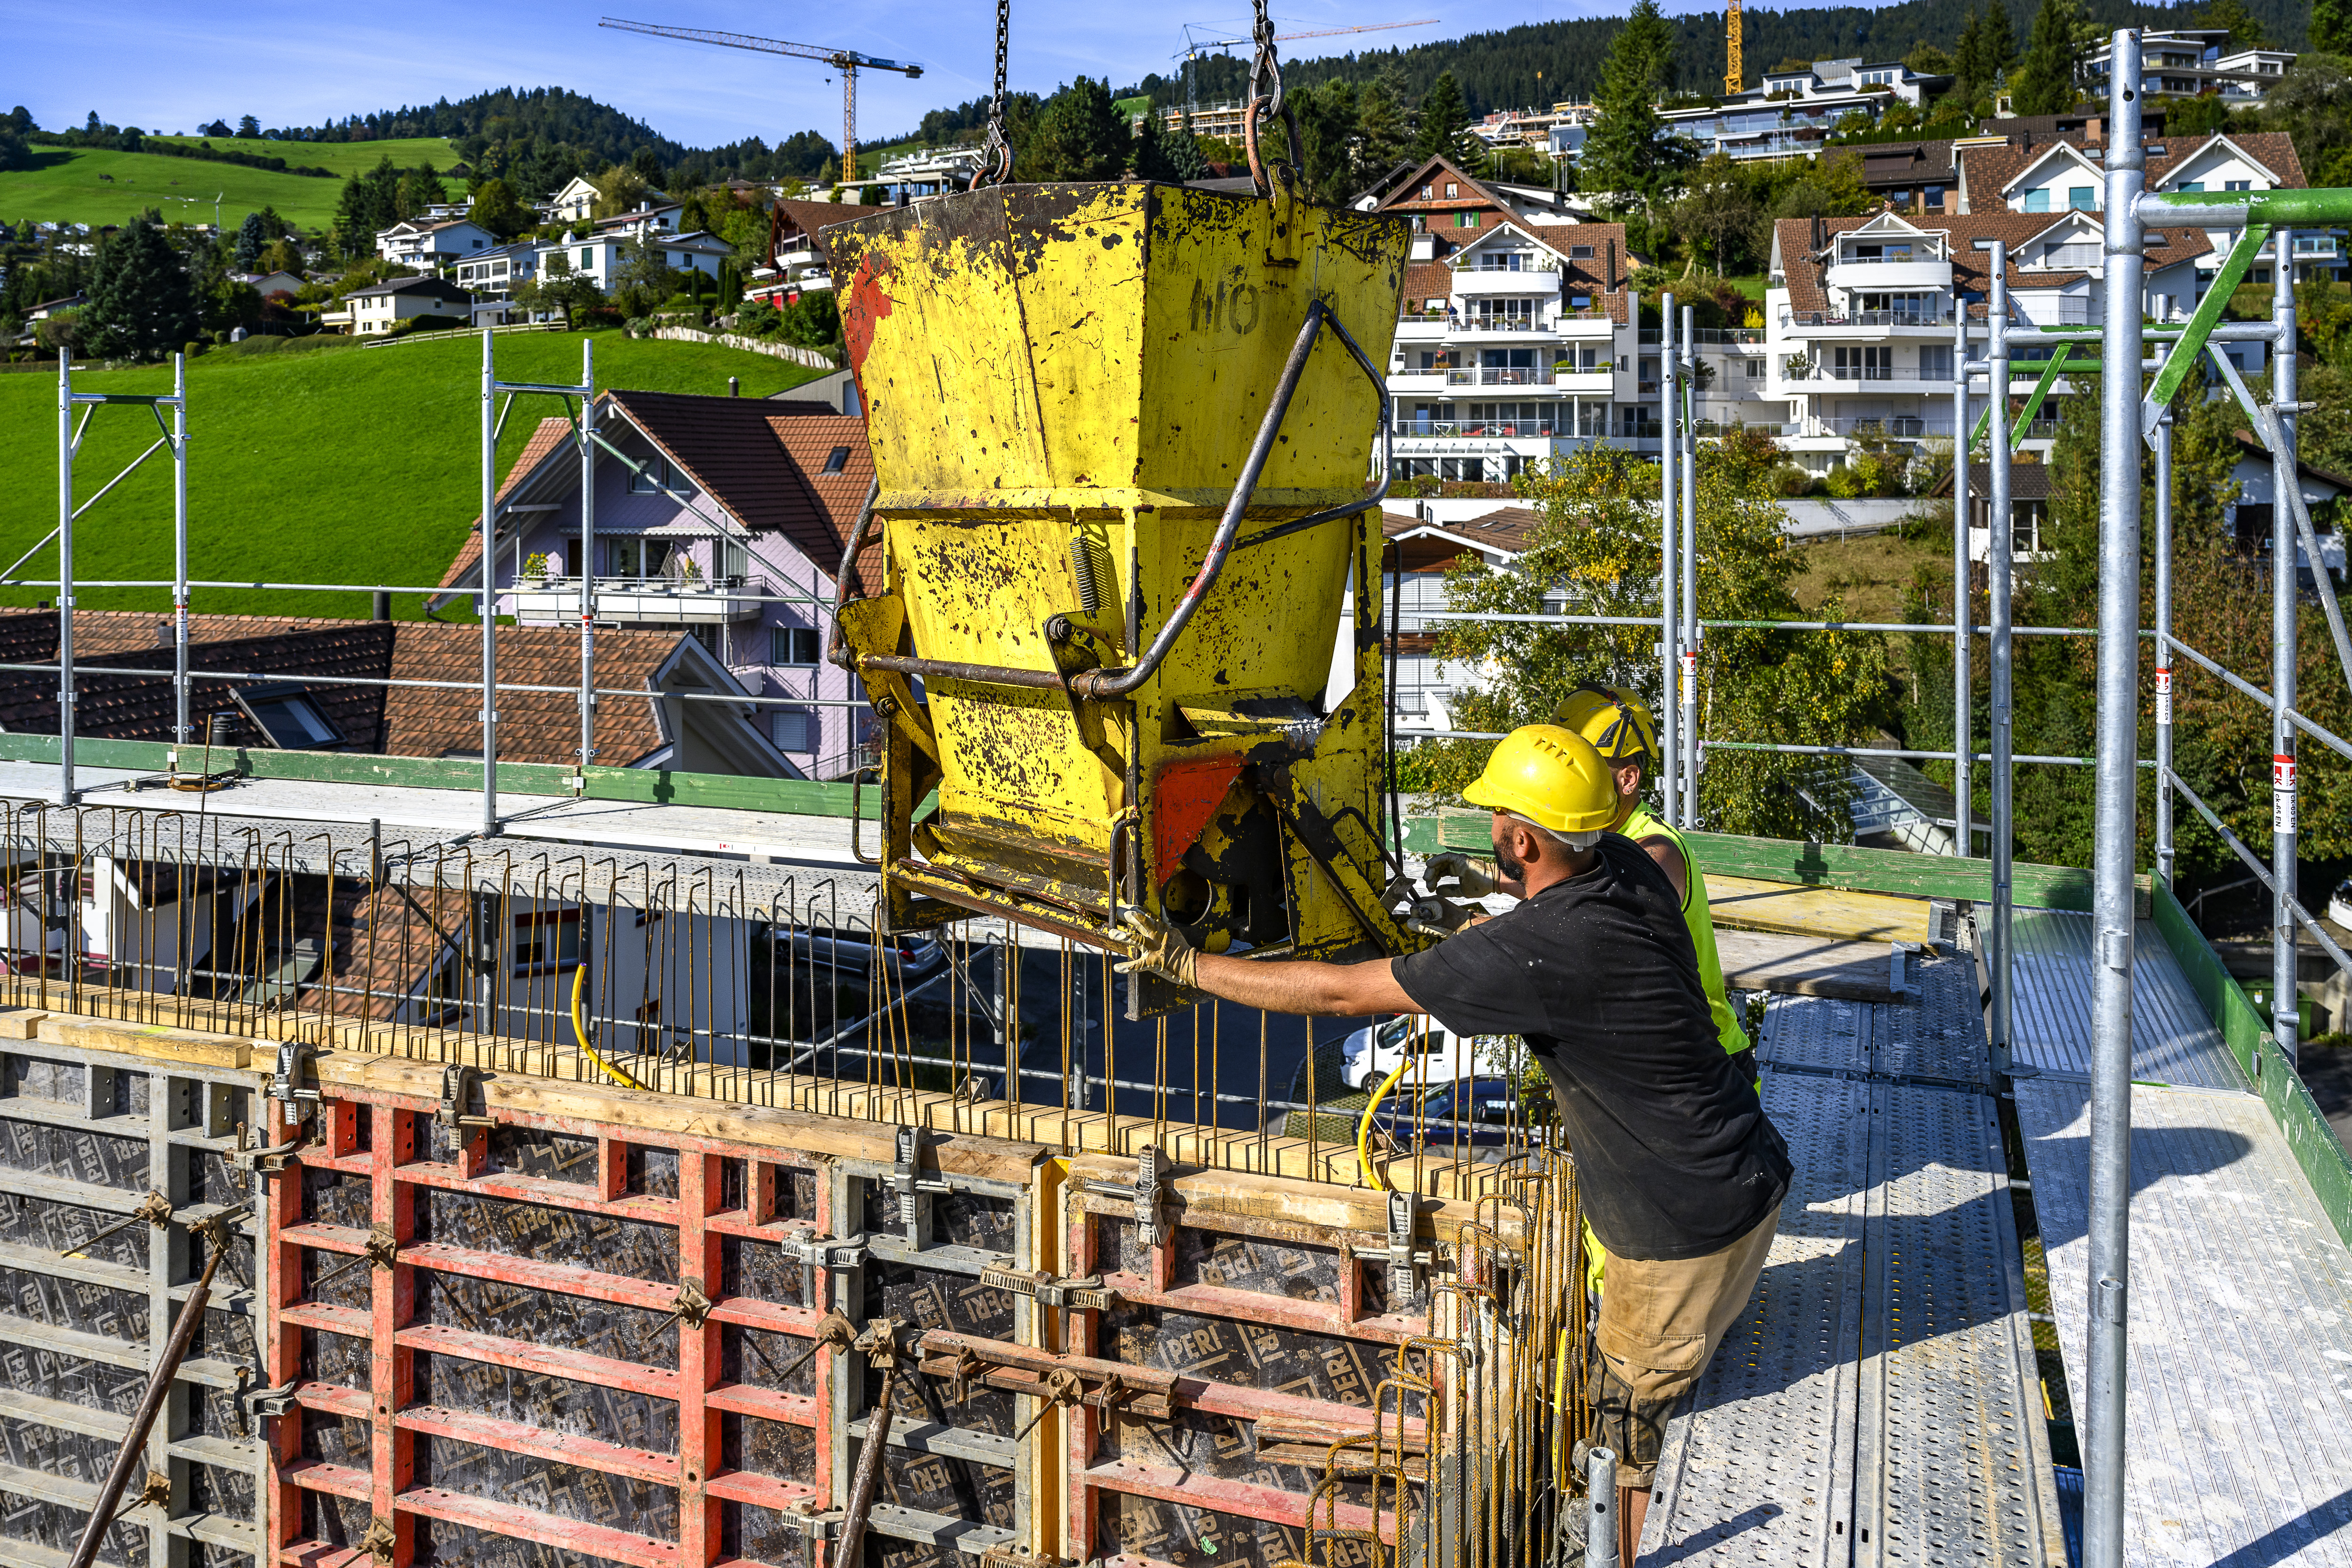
left=1854, top=140, right=1958, bottom=185
left=1960, top=128, right=2306, bottom=213
left=1455, top=507, right=1542, bottom=549
left=380, top=621, right=684, bottom=768
left=1772, top=214, right=2213, bottom=318
left=606, top=391, right=878, bottom=593
left=444, top=417, right=578, bottom=591
left=773, top=200, right=892, bottom=263
left=305, top=878, right=473, bottom=1021
left=1401, top=262, right=1451, bottom=313
left=1935, top=462, right=2056, bottom=500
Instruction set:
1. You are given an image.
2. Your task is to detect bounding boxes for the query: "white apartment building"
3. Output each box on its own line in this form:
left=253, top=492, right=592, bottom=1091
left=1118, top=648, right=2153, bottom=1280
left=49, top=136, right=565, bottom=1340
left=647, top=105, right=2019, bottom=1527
left=1765, top=211, right=2214, bottom=472
left=1659, top=56, right=1956, bottom=165
left=374, top=217, right=497, bottom=270
left=2083, top=30, right=2301, bottom=104
left=537, top=228, right=735, bottom=294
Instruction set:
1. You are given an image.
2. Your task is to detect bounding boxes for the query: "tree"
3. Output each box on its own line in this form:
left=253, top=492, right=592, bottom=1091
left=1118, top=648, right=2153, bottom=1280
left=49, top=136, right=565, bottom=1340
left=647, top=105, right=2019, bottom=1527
left=1414, top=71, right=1470, bottom=163
left=204, top=276, right=262, bottom=334
left=1581, top=1, right=1693, bottom=207
left=1411, top=434, right=1891, bottom=839
left=236, top=114, right=260, bottom=138
left=233, top=211, right=269, bottom=271
left=259, top=237, right=304, bottom=276
left=80, top=221, right=199, bottom=361
left=1670, top=154, right=1763, bottom=274
left=1952, top=11, right=1985, bottom=95
left=1357, top=75, right=1412, bottom=177
left=609, top=235, right=675, bottom=318
left=591, top=165, right=652, bottom=218
left=334, top=157, right=404, bottom=253
left=2198, top=0, right=2264, bottom=51
left=2315, top=0, right=2352, bottom=56
left=468, top=178, right=528, bottom=238
left=1980, top=2, right=2018, bottom=84
left=2010, top=0, right=2083, bottom=117
left=397, top=163, right=447, bottom=219
left=1131, top=113, right=1211, bottom=182
left=1023, top=77, right=1131, bottom=182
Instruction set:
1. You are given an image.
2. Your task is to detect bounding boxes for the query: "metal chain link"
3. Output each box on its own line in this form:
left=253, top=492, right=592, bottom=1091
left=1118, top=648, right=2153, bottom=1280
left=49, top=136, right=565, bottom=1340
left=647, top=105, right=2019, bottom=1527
left=1243, top=0, right=1302, bottom=195
left=979, top=0, right=1013, bottom=186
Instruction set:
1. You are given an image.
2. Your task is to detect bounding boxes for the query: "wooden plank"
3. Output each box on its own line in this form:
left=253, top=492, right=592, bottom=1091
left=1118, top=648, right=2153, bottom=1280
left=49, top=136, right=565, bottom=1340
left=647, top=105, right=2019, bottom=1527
left=1705, top=876, right=1935, bottom=947
left=1714, top=928, right=1900, bottom=1002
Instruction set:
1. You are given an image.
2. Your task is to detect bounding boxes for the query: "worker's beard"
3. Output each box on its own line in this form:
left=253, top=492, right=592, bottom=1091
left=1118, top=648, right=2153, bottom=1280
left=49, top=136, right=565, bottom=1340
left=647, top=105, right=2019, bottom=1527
left=1492, top=833, right=1527, bottom=886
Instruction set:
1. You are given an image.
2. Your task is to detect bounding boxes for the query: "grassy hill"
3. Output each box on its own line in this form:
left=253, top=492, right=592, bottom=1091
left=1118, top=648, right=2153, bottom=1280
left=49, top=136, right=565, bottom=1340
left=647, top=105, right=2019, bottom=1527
left=147, top=136, right=457, bottom=180
left=0, top=136, right=456, bottom=231
left=0, top=331, right=824, bottom=622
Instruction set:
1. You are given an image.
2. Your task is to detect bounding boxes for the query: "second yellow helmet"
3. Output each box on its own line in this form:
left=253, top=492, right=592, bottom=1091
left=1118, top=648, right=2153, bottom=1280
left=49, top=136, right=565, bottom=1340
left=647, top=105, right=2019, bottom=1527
left=1553, top=684, right=1660, bottom=765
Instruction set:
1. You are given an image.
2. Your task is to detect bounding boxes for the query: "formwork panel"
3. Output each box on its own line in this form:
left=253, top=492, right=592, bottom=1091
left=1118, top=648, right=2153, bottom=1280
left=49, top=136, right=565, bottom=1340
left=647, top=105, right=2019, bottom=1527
left=410, top=1193, right=679, bottom=1284
left=718, top=1503, right=808, bottom=1568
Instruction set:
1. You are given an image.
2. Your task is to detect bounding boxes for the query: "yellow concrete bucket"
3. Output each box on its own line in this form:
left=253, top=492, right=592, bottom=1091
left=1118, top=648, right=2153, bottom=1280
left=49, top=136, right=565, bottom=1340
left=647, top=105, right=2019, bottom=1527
left=826, top=181, right=1417, bottom=1013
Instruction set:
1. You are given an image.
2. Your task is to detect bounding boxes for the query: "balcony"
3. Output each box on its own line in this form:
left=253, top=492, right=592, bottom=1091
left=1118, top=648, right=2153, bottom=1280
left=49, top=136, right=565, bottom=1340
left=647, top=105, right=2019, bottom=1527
left=1450, top=318, right=1563, bottom=340
left=1780, top=307, right=1955, bottom=329
left=1446, top=366, right=1555, bottom=387
left=1822, top=256, right=1953, bottom=291
left=1692, top=327, right=1767, bottom=346
left=1394, top=420, right=1572, bottom=439
left=512, top=575, right=765, bottom=625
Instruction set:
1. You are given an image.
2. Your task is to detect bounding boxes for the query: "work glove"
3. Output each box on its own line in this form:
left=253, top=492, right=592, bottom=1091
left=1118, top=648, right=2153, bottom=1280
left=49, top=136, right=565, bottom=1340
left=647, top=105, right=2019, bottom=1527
left=1114, top=907, right=1199, bottom=990
left=1405, top=895, right=1473, bottom=939
left=1425, top=852, right=1500, bottom=898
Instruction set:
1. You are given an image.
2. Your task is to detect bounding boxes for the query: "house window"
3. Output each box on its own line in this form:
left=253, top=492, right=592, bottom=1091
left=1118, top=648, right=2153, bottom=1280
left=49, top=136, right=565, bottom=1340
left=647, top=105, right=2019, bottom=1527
left=2068, top=186, right=2097, bottom=209
left=1420, top=185, right=1433, bottom=199
left=1476, top=252, right=1526, bottom=271
left=605, top=537, right=675, bottom=579
left=1925, top=185, right=1946, bottom=209
left=772, top=708, right=818, bottom=752
left=2024, top=189, right=2051, bottom=212
left=1831, top=345, right=1892, bottom=381
left=719, top=539, right=750, bottom=581
left=1457, top=212, right=1476, bottom=228
left=512, top=912, right=580, bottom=973
left=771, top=626, right=822, bottom=666
left=822, top=445, right=850, bottom=473
left=1445, top=183, right=1458, bottom=197
left=2225, top=179, right=2251, bottom=191
left=1570, top=244, right=1594, bottom=258
left=579, top=247, right=594, bottom=269
left=1742, top=357, right=1764, bottom=382
left=1920, top=344, right=1954, bottom=380
left=629, top=456, right=670, bottom=494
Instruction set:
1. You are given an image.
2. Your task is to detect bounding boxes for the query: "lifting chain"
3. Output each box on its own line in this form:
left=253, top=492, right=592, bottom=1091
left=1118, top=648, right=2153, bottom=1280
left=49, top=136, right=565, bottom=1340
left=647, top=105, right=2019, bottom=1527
left=978, top=0, right=1014, bottom=187
left=1243, top=0, right=1302, bottom=196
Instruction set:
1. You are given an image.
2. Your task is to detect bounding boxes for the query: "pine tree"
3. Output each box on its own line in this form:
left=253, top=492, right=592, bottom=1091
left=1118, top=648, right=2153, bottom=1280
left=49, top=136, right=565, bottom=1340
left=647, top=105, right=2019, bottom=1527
left=1581, top=0, right=1691, bottom=207
left=1980, top=2, right=2018, bottom=83
left=81, top=221, right=199, bottom=362
left=2009, top=0, right=2082, bottom=116
left=1953, top=10, right=1985, bottom=95
left=232, top=212, right=267, bottom=272
left=2315, top=0, right=2352, bottom=55
left=2198, top=0, right=2263, bottom=50
left=1414, top=71, right=1469, bottom=163
left=1356, top=75, right=1411, bottom=179
left=1131, top=112, right=1211, bottom=183
left=1022, top=77, right=1130, bottom=182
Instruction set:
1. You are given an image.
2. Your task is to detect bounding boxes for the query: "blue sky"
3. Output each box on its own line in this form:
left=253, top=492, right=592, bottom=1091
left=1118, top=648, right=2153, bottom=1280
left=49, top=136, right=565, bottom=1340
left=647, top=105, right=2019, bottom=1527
left=3, top=0, right=1735, bottom=153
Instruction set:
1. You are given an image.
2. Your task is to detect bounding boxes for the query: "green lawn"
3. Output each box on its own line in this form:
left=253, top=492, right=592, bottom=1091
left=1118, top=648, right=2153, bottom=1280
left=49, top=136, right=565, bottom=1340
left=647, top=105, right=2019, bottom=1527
left=0, top=144, right=404, bottom=231
left=147, top=136, right=458, bottom=182
left=0, top=331, right=824, bottom=621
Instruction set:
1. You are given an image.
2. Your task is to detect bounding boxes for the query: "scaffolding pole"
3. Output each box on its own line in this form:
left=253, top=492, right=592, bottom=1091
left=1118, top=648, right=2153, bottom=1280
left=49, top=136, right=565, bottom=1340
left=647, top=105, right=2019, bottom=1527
left=2271, top=231, right=2301, bottom=1067
left=2153, top=408, right=2175, bottom=891
left=55, top=354, right=73, bottom=808
left=1660, top=295, right=1680, bottom=826
left=1680, top=304, right=1700, bottom=826
left=479, top=331, right=499, bottom=836
left=2083, top=33, right=2146, bottom=1568
left=1986, top=244, right=2014, bottom=1074
left=171, top=352, right=190, bottom=758
left=579, top=339, right=597, bottom=787
left=1951, top=308, right=1971, bottom=856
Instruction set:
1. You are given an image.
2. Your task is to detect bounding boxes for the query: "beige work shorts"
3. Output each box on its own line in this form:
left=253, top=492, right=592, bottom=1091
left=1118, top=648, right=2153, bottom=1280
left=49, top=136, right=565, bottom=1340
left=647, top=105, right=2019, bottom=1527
left=1589, top=1205, right=1780, bottom=1486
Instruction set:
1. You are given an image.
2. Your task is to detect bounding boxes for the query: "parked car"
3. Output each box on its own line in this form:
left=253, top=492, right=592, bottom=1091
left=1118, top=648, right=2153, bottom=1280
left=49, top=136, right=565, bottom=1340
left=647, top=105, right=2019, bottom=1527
left=1337, top=1014, right=1472, bottom=1090
left=2328, top=876, right=2352, bottom=931
left=1364, top=1076, right=1532, bottom=1148
left=772, top=928, right=949, bottom=980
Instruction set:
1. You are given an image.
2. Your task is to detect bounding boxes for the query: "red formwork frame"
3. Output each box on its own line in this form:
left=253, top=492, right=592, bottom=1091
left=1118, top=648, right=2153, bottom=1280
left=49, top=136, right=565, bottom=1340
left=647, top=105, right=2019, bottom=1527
left=262, top=1086, right=839, bottom=1568
left=1060, top=1170, right=1434, bottom=1566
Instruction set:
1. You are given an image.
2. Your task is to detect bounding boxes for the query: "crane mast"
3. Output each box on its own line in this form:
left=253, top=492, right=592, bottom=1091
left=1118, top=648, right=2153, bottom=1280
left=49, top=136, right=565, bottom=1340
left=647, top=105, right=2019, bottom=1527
left=1725, top=0, right=1744, bottom=95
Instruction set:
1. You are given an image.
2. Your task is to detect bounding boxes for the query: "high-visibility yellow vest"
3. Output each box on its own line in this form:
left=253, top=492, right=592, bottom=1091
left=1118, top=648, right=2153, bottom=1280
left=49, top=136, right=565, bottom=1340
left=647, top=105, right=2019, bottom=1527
left=1621, top=806, right=1749, bottom=1061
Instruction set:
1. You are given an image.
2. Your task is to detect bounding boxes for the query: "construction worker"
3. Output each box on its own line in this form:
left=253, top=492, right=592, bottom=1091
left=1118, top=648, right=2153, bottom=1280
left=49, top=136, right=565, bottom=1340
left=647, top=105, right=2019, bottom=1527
left=1116, top=725, right=1790, bottom=1564
left=1429, top=684, right=1751, bottom=1083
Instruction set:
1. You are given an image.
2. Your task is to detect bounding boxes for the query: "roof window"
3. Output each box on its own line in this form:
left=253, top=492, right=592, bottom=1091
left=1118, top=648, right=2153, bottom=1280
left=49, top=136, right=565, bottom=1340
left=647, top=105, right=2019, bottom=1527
left=230, top=684, right=346, bottom=751
left=822, top=446, right=851, bottom=474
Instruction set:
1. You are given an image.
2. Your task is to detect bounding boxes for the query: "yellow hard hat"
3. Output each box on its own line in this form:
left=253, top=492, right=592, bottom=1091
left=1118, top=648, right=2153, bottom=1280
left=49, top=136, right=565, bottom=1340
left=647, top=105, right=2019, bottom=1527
left=1463, top=725, right=1617, bottom=833
left=1553, top=684, right=1659, bottom=764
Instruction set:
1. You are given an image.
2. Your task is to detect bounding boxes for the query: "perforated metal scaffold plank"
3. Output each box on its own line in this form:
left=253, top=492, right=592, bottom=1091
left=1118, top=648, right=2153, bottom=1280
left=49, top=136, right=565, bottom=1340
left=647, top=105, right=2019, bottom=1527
left=1857, top=1082, right=2067, bottom=1568
left=2017, top=1080, right=2352, bottom=1568
left=2009, top=911, right=2247, bottom=1090
left=1641, top=1069, right=1869, bottom=1568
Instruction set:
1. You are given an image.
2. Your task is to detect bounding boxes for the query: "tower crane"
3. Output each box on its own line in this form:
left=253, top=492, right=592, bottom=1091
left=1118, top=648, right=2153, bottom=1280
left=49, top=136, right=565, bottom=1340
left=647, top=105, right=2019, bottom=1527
left=599, top=17, right=922, bottom=183
left=1725, top=0, right=1743, bottom=95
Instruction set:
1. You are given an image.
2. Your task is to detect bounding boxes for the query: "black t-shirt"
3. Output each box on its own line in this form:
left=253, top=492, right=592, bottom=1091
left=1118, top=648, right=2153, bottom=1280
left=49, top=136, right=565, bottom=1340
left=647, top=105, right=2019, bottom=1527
left=1391, top=833, right=1791, bottom=1261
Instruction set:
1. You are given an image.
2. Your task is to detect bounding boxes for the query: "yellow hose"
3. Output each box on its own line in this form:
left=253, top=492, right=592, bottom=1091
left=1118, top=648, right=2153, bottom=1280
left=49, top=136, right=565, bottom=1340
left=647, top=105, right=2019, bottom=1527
left=1357, top=1051, right=1414, bottom=1193
left=571, top=965, right=652, bottom=1092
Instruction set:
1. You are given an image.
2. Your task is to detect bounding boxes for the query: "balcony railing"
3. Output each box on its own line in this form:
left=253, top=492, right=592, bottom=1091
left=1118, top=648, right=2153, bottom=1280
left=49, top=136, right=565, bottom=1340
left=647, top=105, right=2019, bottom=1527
left=1780, top=308, right=1955, bottom=327
left=1821, top=365, right=1896, bottom=382
left=1830, top=251, right=1947, bottom=267
left=511, top=574, right=765, bottom=625
left=1446, top=367, right=1555, bottom=386
left=1450, top=257, right=1560, bottom=273
left=1455, top=318, right=1552, bottom=334
left=1803, top=415, right=1952, bottom=438
left=1394, top=420, right=1573, bottom=438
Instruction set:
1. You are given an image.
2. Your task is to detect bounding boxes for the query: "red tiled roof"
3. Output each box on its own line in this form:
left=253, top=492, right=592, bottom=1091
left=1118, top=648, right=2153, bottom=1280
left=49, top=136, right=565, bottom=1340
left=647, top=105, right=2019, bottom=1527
left=381, top=622, right=685, bottom=767
left=1773, top=214, right=2213, bottom=318
left=1960, top=128, right=2306, bottom=212
left=773, top=200, right=893, bottom=263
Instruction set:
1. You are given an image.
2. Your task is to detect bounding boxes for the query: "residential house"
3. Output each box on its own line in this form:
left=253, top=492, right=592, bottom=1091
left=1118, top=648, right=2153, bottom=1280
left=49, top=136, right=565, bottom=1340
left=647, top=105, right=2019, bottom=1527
left=869, top=146, right=985, bottom=200
left=1765, top=210, right=2213, bottom=471
left=745, top=200, right=892, bottom=303
left=2229, top=430, right=2348, bottom=582
left=452, top=242, right=541, bottom=323
left=374, top=217, right=498, bottom=271
left=545, top=175, right=676, bottom=224
left=591, top=202, right=686, bottom=242
left=1357, top=154, right=1585, bottom=230
left=2083, top=30, right=2301, bottom=104
left=428, top=391, right=879, bottom=778
left=1658, top=56, right=1956, bottom=166
left=23, top=293, right=84, bottom=322
left=1937, top=461, right=2056, bottom=564
left=538, top=228, right=733, bottom=295
left=228, top=270, right=304, bottom=298
left=323, top=275, right=475, bottom=334
left=1368, top=507, right=1541, bottom=738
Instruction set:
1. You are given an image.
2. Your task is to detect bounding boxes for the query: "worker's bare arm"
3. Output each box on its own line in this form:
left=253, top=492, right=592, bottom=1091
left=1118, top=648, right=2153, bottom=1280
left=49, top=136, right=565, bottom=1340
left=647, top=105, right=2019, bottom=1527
left=1190, top=952, right=1421, bottom=1018
left=1639, top=835, right=1688, bottom=903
